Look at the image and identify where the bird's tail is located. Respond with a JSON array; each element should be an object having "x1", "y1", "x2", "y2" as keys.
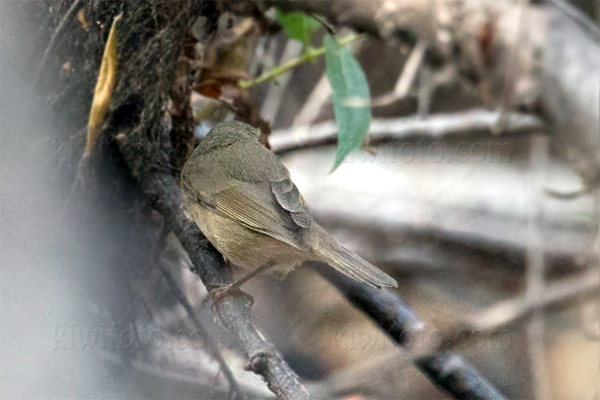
[{"x1": 312, "y1": 226, "x2": 397, "y2": 289}]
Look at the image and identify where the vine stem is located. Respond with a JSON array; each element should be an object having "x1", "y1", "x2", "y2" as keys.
[{"x1": 239, "y1": 33, "x2": 364, "y2": 89}]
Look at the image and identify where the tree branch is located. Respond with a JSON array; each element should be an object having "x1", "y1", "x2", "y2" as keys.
[
  {"x1": 440, "y1": 269, "x2": 600, "y2": 349},
  {"x1": 314, "y1": 264, "x2": 507, "y2": 400},
  {"x1": 372, "y1": 39, "x2": 426, "y2": 108},
  {"x1": 269, "y1": 109, "x2": 544, "y2": 154},
  {"x1": 266, "y1": 0, "x2": 600, "y2": 185}
]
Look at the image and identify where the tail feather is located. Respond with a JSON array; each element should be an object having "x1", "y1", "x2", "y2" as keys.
[{"x1": 317, "y1": 239, "x2": 398, "y2": 289}]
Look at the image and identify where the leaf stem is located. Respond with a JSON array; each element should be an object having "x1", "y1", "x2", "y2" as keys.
[
  {"x1": 306, "y1": 11, "x2": 336, "y2": 35},
  {"x1": 239, "y1": 33, "x2": 364, "y2": 89}
]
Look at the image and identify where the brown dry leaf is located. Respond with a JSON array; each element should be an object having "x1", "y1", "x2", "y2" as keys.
[
  {"x1": 195, "y1": 80, "x2": 223, "y2": 99},
  {"x1": 77, "y1": 8, "x2": 88, "y2": 30},
  {"x1": 84, "y1": 13, "x2": 121, "y2": 157},
  {"x1": 193, "y1": 17, "x2": 255, "y2": 99}
]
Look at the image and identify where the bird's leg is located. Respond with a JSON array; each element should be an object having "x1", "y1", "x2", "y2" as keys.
[{"x1": 208, "y1": 262, "x2": 276, "y2": 309}]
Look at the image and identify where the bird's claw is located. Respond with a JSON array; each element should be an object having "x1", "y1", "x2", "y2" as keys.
[{"x1": 206, "y1": 284, "x2": 254, "y2": 312}]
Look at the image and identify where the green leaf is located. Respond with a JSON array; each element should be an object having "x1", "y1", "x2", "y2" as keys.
[
  {"x1": 275, "y1": 9, "x2": 320, "y2": 47},
  {"x1": 324, "y1": 34, "x2": 371, "y2": 170}
]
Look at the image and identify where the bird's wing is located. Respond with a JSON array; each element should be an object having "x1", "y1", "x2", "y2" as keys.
[
  {"x1": 270, "y1": 177, "x2": 312, "y2": 228},
  {"x1": 183, "y1": 141, "x2": 313, "y2": 249},
  {"x1": 210, "y1": 182, "x2": 306, "y2": 249}
]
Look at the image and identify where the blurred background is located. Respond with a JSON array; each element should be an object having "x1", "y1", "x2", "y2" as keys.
[{"x1": 1, "y1": 0, "x2": 599, "y2": 399}]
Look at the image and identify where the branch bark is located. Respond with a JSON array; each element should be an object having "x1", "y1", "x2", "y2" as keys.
[
  {"x1": 314, "y1": 264, "x2": 507, "y2": 400},
  {"x1": 269, "y1": 109, "x2": 544, "y2": 154}
]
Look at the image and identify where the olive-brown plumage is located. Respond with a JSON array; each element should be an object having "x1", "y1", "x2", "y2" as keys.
[{"x1": 181, "y1": 121, "x2": 397, "y2": 295}]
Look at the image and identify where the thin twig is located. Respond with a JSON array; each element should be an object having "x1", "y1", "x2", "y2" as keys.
[
  {"x1": 161, "y1": 266, "x2": 246, "y2": 400},
  {"x1": 293, "y1": 73, "x2": 331, "y2": 126},
  {"x1": 440, "y1": 269, "x2": 600, "y2": 348},
  {"x1": 293, "y1": 29, "x2": 363, "y2": 126},
  {"x1": 31, "y1": 0, "x2": 84, "y2": 92},
  {"x1": 260, "y1": 39, "x2": 304, "y2": 123},
  {"x1": 306, "y1": 11, "x2": 335, "y2": 35},
  {"x1": 417, "y1": 65, "x2": 433, "y2": 119},
  {"x1": 100, "y1": 351, "x2": 274, "y2": 398},
  {"x1": 58, "y1": 157, "x2": 86, "y2": 223},
  {"x1": 495, "y1": 0, "x2": 528, "y2": 133},
  {"x1": 239, "y1": 33, "x2": 364, "y2": 88},
  {"x1": 270, "y1": 109, "x2": 545, "y2": 154},
  {"x1": 372, "y1": 40, "x2": 427, "y2": 107}
]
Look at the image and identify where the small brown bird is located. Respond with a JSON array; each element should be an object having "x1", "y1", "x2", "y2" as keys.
[{"x1": 181, "y1": 121, "x2": 397, "y2": 301}]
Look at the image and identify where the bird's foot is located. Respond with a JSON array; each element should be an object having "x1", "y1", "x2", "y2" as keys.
[{"x1": 206, "y1": 283, "x2": 254, "y2": 311}]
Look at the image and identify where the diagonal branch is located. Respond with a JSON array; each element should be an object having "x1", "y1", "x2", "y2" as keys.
[
  {"x1": 118, "y1": 138, "x2": 309, "y2": 400},
  {"x1": 440, "y1": 269, "x2": 600, "y2": 349},
  {"x1": 315, "y1": 264, "x2": 507, "y2": 400},
  {"x1": 372, "y1": 39, "x2": 427, "y2": 108}
]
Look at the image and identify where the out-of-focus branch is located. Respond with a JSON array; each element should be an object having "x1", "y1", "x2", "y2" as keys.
[
  {"x1": 118, "y1": 137, "x2": 309, "y2": 400},
  {"x1": 440, "y1": 269, "x2": 600, "y2": 349},
  {"x1": 270, "y1": 109, "x2": 544, "y2": 154},
  {"x1": 314, "y1": 264, "x2": 507, "y2": 400},
  {"x1": 547, "y1": 0, "x2": 600, "y2": 39},
  {"x1": 260, "y1": 39, "x2": 304, "y2": 124},
  {"x1": 372, "y1": 39, "x2": 426, "y2": 108},
  {"x1": 524, "y1": 134, "x2": 550, "y2": 400},
  {"x1": 293, "y1": 73, "x2": 330, "y2": 126},
  {"x1": 266, "y1": 0, "x2": 600, "y2": 186},
  {"x1": 292, "y1": 29, "x2": 361, "y2": 126},
  {"x1": 101, "y1": 351, "x2": 275, "y2": 398}
]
